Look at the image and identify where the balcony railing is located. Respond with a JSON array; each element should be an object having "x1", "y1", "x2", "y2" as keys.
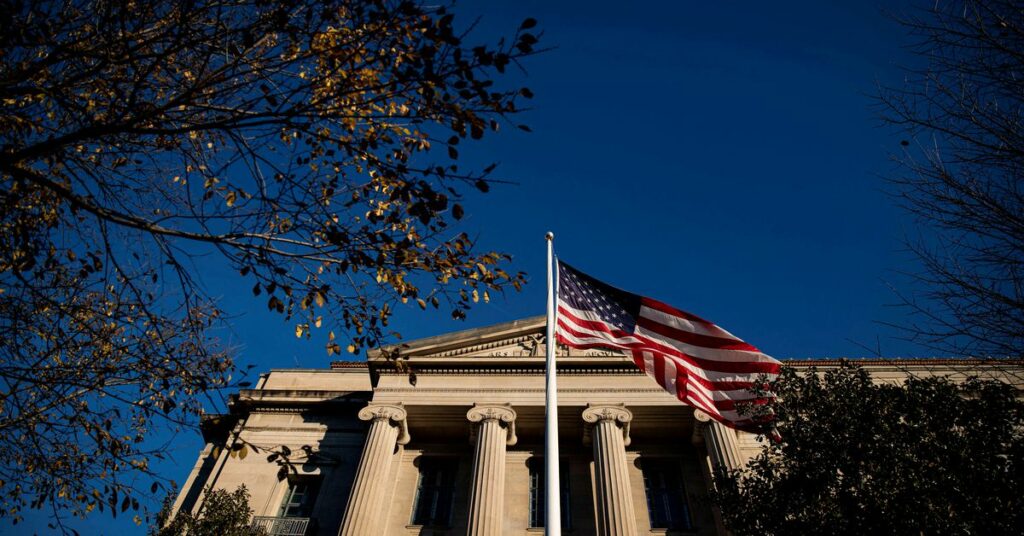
[{"x1": 251, "y1": 516, "x2": 312, "y2": 536}]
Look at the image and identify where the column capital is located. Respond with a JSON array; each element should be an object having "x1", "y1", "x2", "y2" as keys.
[
  {"x1": 358, "y1": 403, "x2": 410, "y2": 445},
  {"x1": 582, "y1": 403, "x2": 632, "y2": 447},
  {"x1": 692, "y1": 408, "x2": 742, "y2": 472},
  {"x1": 467, "y1": 404, "x2": 517, "y2": 445},
  {"x1": 693, "y1": 408, "x2": 714, "y2": 423},
  {"x1": 691, "y1": 408, "x2": 710, "y2": 445}
]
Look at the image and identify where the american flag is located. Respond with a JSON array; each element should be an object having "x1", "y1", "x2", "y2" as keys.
[{"x1": 554, "y1": 260, "x2": 781, "y2": 433}]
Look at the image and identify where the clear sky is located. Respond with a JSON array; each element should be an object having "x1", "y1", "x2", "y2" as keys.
[{"x1": 18, "y1": 1, "x2": 933, "y2": 533}]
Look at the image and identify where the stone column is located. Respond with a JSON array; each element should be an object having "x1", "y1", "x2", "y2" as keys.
[
  {"x1": 466, "y1": 404, "x2": 517, "y2": 536},
  {"x1": 583, "y1": 404, "x2": 637, "y2": 536},
  {"x1": 338, "y1": 403, "x2": 410, "y2": 536},
  {"x1": 692, "y1": 409, "x2": 742, "y2": 472}
]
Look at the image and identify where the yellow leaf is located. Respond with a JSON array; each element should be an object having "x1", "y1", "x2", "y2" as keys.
[
  {"x1": 347, "y1": 344, "x2": 356, "y2": 354},
  {"x1": 315, "y1": 292, "x2": 326, "y2": 308},
  {"x1": 295, "y1": 324, "x2": 304, "y2": 338},
  {"x1": 315, "y1": 316, "x2": 322, "y2": 328},
  {"x1": 416, "y1": 298, "x2": 426, "y2": 310}
]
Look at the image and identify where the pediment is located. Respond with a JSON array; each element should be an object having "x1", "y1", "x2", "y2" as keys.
[{"x1": 371, "y1": 315, "x2": 626, "y2": 360}]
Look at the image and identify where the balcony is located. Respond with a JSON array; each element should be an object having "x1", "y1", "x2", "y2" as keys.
[{"x1": 251, "y1": 516, "x2": 312, "y2": 536}]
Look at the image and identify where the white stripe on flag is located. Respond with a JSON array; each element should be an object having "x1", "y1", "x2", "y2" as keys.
[
  {"x1": 640, "y1": 305, "x2": 741, "y2": 340},
  {"x1": 663, "y1": 355, "x2": 678, "y2": 397}
]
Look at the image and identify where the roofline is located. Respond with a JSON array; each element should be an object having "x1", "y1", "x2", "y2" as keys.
[
  {"x1": 330, "y1": 357, "x2": 1024, "y2": 369},
  {"x1": 366, "y1": 315, "x2": 547, "y2": 359}
]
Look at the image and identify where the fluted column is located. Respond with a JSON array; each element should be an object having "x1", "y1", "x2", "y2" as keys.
[
  {"x1": 693, "y1": 409, "x2": 742, "y2": 472},
  {"x1": 466, "y1": 404, "x2": 517, "y2": 536},
  {"x1": 339, "y1": 403, "x2": 410, "y2": 536},
  {"x1": 583, "y1": 404, "x2": 637, "y2": 536}
]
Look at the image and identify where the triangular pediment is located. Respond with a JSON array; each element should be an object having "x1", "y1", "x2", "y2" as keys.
[{"x1": 370, "y1": 315, "x2": 627, "y2": 361}]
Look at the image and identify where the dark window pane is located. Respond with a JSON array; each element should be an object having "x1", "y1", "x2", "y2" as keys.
[
  {"x1": 528, "y1": 458, "x2": 571, "y2": 529},
  {"x1": 278, "y1": 479, "x2": 320, "y2": 518},
  {"x1": 641, "y1": 459, "x2": 692, "y2": 530},
  {"x1": 412, "y1": 457, "x2": 458, "y2": 527}
]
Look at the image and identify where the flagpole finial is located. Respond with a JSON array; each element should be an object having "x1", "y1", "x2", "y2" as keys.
[{"x1": 545, "y1": 232, "x2": 554, "y2": 241}]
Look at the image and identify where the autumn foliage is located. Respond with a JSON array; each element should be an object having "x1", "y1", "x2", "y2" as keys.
[{"x1": 0, "y1": 0, "x2": 537, "y2": 524}]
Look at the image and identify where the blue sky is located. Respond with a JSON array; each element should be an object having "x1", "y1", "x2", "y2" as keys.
[{"x1": 16, "y1": 1, "x2": 934, "y2": 533}]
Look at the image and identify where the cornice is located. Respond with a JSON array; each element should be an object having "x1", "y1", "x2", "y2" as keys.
[
  {"x1": 328, "y1": 361, "x2": 370, "y2": 369},
  {"x1": 332, "y1": 356, "x2": 1024, "y2": 372},
  {"x1": 230, "y1": 389, "x2": 371, "y2": 414},
  {"x1": 788, "y1": 358, "x2": 1024, "y2": 366}
]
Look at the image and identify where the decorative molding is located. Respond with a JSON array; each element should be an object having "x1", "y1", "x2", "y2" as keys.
[
  {"x1": 433, "y1": 334, "x2": 540, "y2": 357},
  {"x1": 357, "y1": 403, "x2": 411, "y2": 445},
  {"x1": 240, "y1": 425, "x2": 366, "y2": 434},
  {"x1": 375, "y1": 387, "x2": 666, "y2": 394},
  {"x1": 329, "y1": 361, "x2": 370, "y2": 369},
  {"x1": 582, "y1": 404, "x2": 633, "y2": 447},
  {"x1": 467, "y1": 404, "x2": 518, "y2": 445},
  {"x1": 376, "y1": 366, "x2": 642, "y2": 376},
  {"x1": 249, "y1": 407, "x2": 308, "y2": 415}
]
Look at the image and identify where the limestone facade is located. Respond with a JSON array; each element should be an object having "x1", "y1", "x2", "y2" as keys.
[{"x1": 171, "y1": 316, "x2": 1024, "y2": 536}]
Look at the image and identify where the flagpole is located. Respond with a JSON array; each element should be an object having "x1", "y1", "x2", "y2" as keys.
[{"x1": 544, "y1": 232, "x2": 561, "y2": 536}]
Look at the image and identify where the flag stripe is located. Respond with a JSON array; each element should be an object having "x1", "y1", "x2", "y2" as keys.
[
  {"x1": 559, "y1": 306, "x2": 780, "y2": 375},
  {"x1": 640, "y1": 301, "x2": 743, "y2": 342},
  {"x1": 636, "y1": 324, "x2": 770, "y2": 363},
  {"x1": 555, "y1": 261, "x2": 780, "y2": 433},
  {"x1": 557, "y1": 319, "x2": 770, "y2": 389},
  {"x1": 637, "y1": 314, "x2": 759, "y2": 351},
  {"x1": 555, "y1": 317, "x2": 769, "y2": 390}
]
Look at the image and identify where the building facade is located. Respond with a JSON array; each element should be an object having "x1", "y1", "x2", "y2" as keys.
[{"x1": 170, "y1": 317, "x2": 1023, "y2": 536}]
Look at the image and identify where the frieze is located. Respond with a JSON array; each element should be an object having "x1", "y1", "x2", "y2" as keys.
[
  {"x1": 375, "y1": 387, "x2": 666, "y2": 394},
  {"x1": 249, "y1": 407, "x2": 308, "y2": 414},
  {"x1": 377, "y1": 367, "x2": 643, "y2": 376}
]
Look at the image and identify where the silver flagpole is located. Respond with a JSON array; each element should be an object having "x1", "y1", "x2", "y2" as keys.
[{"x1": 544, "y1": 232, "x2": 561, "y2": 536}]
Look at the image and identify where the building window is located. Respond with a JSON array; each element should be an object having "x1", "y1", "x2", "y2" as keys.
[
  {"x1": 278, "y1": 478, "x2": 321, "y2": 518},
  {"x1": 641, "y1": 458, "x2": 692, "y2": 531},
  {"x1": 528, "y1": 457, "x2": 571, "y2": 529},
  {"x1": 251, "y1": 478, "x2": 320, "y2": 536},
  {"x1": 411, "y1": 457, "x2": 458, "y2": 527}
]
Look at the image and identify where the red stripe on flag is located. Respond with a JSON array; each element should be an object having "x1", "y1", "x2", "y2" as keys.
[
  {"x1": 640, "y1": 297, "x2": 717, "y2": 326},
  {"x1": 558, "y1": 307, "x2": 781, "y2": 375},
  {"x1": 555, "y1": 317, "x2": 770, "y2": 392},
  {"x1": 637, "y1": 314, "x2": 760, "y2": 352}
]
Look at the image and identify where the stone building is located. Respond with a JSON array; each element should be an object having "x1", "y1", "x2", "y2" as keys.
[{"x1": 170, "y1": 317, "x2": 1023, "y2": 536}]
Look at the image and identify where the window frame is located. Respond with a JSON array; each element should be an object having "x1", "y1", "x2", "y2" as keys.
[
  {"x1": 410, "y1": 456, "x2": 459, "y2": 528},
  {"x1": 528, "y1": 457, "x2": 572, "y2": 530},
  {"x1": 276, "y1": 476, "x2": 322, "y2": 519},
  {"x1": 640, "y1": 457, "x2": 693, "y2": 531}
]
